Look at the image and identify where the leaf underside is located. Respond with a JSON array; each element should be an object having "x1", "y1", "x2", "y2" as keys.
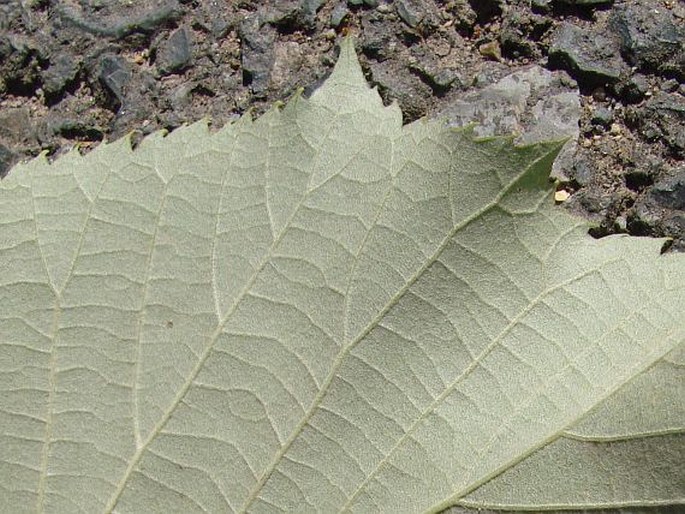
[{"x1": 1, "y1": 38, "x2": 683, "y2": 514}]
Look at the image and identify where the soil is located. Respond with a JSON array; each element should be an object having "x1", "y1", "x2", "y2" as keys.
[{"x1": 1, "y1": 0, "x2": 684, "y2": 250}]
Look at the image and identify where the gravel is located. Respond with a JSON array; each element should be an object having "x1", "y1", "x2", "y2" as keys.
[{"x1": 0, "y1": 0, "x2": 683, "y2": 249}]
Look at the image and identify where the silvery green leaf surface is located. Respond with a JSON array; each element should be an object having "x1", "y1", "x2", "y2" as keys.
[{"x1": 1, "y1": 39, "x2": 683, "y2": 513}]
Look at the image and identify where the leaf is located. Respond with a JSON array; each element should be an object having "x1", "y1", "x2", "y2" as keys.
[{"x1": 1, "y1": 38, "x2": 683, "y2": 513}]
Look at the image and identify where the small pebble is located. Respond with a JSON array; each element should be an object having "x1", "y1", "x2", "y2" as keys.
[
  {"x1": 555, "y1": 189, "x2": 571, "y2": 203},
  {"x1": 478, "y1": 41, "x2": 501, "y2": 61}
]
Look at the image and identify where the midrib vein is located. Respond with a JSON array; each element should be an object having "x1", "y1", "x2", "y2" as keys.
[{"x1": 239, "y1": 147, "x2": 558, "y2": 512}]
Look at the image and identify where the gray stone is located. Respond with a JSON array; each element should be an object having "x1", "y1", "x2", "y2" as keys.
[
  {"x1": 569, "y1": 157, "x2": 595, "y2": 186},
  {"x1": 549, "y1": 22, "x2": 628, "y2": 85},
  {"x1": 441, "y1": 65, "x2": 580, "y2": 143},
  {"x1": 439, "y1": 65, "x2": 580, "y2": 178},
  {"x1": 395, "y1": 0, "x2": 425, "y2": 28},
  {"x1": 330, "y1": 3, "x2": 350, "y2": 27},
  {"x1": 349, "y1": 0, "x2": 378, "y2": 6},
  {"x1": 301, "y1": 0, "x2": 326, "y2": 25},
  {"x1": 651, "y1": 171, "x2": 685, "y2": 211},
  {"x1": 610, "y1": 0, "x2": 682, "y2": 72},
  {"x1": 98, "y1": 54, "x2": 132, "y2": 106},
  {"x1": 0, "y1": 143, "x2": 16, "y2": 178},
  {"x1": 661, "y1": 79, "x2": 679, "y2": 93},
  {"x1": 157, "y1": 27, "x2": 192, "y2": 75},
  {"x1": 631, "y1": 166, "x2": 685, "y2": 249},
  {"x1": 408, "y1": 46, "x2": 462, "y2": 91},
  {"x1": 431, "y1": 69, "x2": 461, "y2": 89},
  {"x1": 301, "y1": 0, "x2": 326, "y2": 15},
  {"x1": 369, "y1": 60, "x2": 432, "y2": 121},
  {"x1": 57, "y1": 1, "x2": 181, "y2": 39},
  {"x1": 360, "y1": 13, "x2": 395, "y2": 59},
  {"x1": 591, "y1": 106, "x2": 613, "y2": 127},
  {"x1": 637, "y1": 93, "x2": 685, "y2": 157},
  {"x1": 0, "y1": 107, "x2": 34, "y2": 143},
  {"x1": 239, "y1": 14, "x2": 276, "y2": 95},
  {"x1": 621, "y1": 73, "x2": 650, "y2": 103},
  {"x1": 42, "y1": 53, "x2": 80, "y2": 97}
]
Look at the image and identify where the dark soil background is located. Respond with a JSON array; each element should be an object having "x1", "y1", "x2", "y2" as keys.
[{"x1": 1, "y1": 0, "x2": 684, "y2": 250}]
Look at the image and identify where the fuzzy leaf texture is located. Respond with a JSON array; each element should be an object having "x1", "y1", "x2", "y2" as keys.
[{"x1": 1, "y1": 39, "x2": 684, "y2": 514}]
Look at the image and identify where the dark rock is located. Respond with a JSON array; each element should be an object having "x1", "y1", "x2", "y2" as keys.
[
  {"x1": 360, "y1": 13, "x2": 395, "y2": 60},
  {"x1": 191, "y1": 0, "x2": 232, "y2": 37},
  {"x1": 431, "y1": 69, "x2": 462, "y2": 89},
  {"x1": 575, "y1": 189, "x2": 611, "y2": 217},
  {"x1": 408, "y1": 46, "x2": 462, "y2": 91},
  {"x1": 46, "y1": 118, "x2": 105, "y2": 141},
  {"x1": 661, "y1": 79, "x2": 679, "y2": 93},
  {"x1": 531, "y1": 0, "x2": 551, "y2": 9},
  {"x1": 662, "y1": 214, "x2": 685, "y2": 251},
  {"x1": 630, "y1": 167, "x2": 685, "y2": 248},
  {"x1": 42, "y1": 53, "x2": 80, "y2": 98},
  {"x1": 260, "y1": 0, "x2": 320, "y2": 30},
  {"x1": 620, "y1": 73, "x2": 649, "y2": 103},
  {"x1": 633, "y1": 92, "x2": 685, "y2": 157},
  {"x1": 549, "y1": 22, "x2": 628, "y2": 87},
  {"x1": 555, "y1": 0, "x2": 613, "y2": 4},
  {"x1": 395, "y1": 0, "x2": 426, "y2": 28},
  {"x1": 330, "y1": 3, "x2": 350, "y2": 27},
  {"x1": 591, "y1": 106, "x2": 613, "y2": 127},
  {"x1": 0, "y1": 143, "x2": 17, "y2": 178},
  {"x1": 98, "y1": 54, "x2": 132, "y2": 108},
  {"x1": 239, "y1": 14, "x2": 276, "y2": 95},
  {"x1": 0, "y1": 107, "x2": 34, "y2": 144},
  {"x1": 0, "y1": 34, "x2": 43, "y2": 96},
  {"x1": 262, "y1": 1, "x2": 300, "y2": 27},
  {"x1": 650, "y1": 171, "x2": 685, "y2": 211},
  {"x1": 610, "y1": 0, "x2": 682, "y2": 73},
  {"x1": 569, "y1": 156, "x2": 595, "y2": 186},
  {"x1": 662, "y1": 47, "x2": 685, "y2": 82},
  {"x1": 298, "y1": 0, "x2": 327, "y2": 26},
  {"x1": 468, "y1": 0, "x2": 502, "y2": 22},
  {"x1": 302, "y1": 0, "x2": 326, "y2": 16},
  {"x1": 370, "y1": 60, "x2": 433, "y2": 121},
  {"x1": 348, "y1": 0, "x2": 378, "y2": 6},
  {"x1": 499, "y1": 8, "x2": 549, "y2": 59},
  {"x1": 58, "y1": 1, "x2": 182, "y2": 39},
  {"x1": 157, "y1": 27, "x2": 192, "y2": 75}
]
